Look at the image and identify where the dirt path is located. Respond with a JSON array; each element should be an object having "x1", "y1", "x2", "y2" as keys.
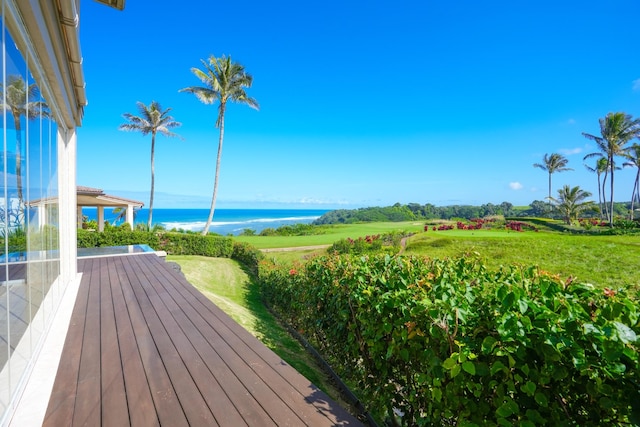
[{"x1": 260, "y1": 245, "x2": 331, "y2": 253}]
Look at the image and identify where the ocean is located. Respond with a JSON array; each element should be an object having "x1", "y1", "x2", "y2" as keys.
[{"x1": 81, "y1": 208, "x2": 330, "y2": 236}]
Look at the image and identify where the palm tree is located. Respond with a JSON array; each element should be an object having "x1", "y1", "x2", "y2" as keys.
[
  {"x1": 0, "y1": 75, "x2": 50, "y2": 203},
  {"x1": 583, "y1": 112, "x2": 640, "y2": 226},
  {"x1": 180, "y1": 55, "x2": 259, "y2": 235},
  {"x1": 551, "y1": 185, "x2": 595, "y2": 225},
  {"x1": 623, "y1": 143, "x2": 640, "y2": 220},
  {"x1": 119, "y1": 101, "x2": 182, "y2": 228},
  {"x1": 112, "y1": 206, "x2": 140, "y2": 226},
  {"x1": 584, "y1": 157, "x2": 609, "y2": 219},
  {"x1": 533, "y1": 153, "x2": 573, "y2": 208}
]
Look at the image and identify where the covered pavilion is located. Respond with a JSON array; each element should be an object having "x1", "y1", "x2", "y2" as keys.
[
  {"x1": 28, "y1": 186, "x2": 144, "y2": 232},
  {"x1": 76, "y1": 186, "x2": 144, "y2": 231}
]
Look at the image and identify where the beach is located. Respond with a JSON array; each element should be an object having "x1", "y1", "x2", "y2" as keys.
[{"x1": 81, "y1": 208, "x2": 329, "y2": 235}]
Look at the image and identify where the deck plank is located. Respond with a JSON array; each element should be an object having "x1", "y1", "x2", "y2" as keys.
[
  {"x1": 43, "y1": 254, "x2": 363, "y2": 427},
  {"x1": 133, "y1": 254, "x2": 358, "y2": 426},
  {"x1": 100, "y1": 258, "x2": 130, "y2": 426},
  {"x1": 115, "y1": 256, "x2": 190, "y2": 427},
  {"x1": 151, "y1": 255, "x2": 359, "y2": 425},
  {"x1": 72, "y1": 257, "x2": 104, "y2": 426},
  {"x1": 107, "y1": 257, "x2": 159, "y2": 427},
  {"x1": 129, "y1": 255, "x2": 273, "y2": 427},
  {"x1": 42, "y1": 258, "x2": 92, "y2": 426},
  {"x1": 119, "y1": 256, "x2": 217, "y2": 426}
]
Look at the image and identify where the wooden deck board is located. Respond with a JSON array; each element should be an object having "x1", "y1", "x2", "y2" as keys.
[
  {"x1": 131, "y1": 255, "x2": 334, "y2": 425},
  {"x1": 107, "y1": 257, "x2": 159, "y2": 427},
  {"x1": 41, "y1": 258, "x2": 92, "y2": 425},
  {"x1": 101, "y1": 258, "x2": 130, "y2": 426},
  {"x1": 72, "y1": 258, "x2": 103, "y2": 426},
  {"x1": 43, "y1": 254, "x2": 363, "y2": 427},
  {"x1": 149, "y1": 257, "x2": 357, "y2": 425}
]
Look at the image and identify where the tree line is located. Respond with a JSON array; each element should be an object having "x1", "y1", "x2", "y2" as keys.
[{"x1": 312, "y1": 200, "x2": 632, "y2": 225}]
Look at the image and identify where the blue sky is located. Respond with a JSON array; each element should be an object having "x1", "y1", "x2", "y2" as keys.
[{"x1": 77, "y1": 0, "x2": 640, "y2": 209}]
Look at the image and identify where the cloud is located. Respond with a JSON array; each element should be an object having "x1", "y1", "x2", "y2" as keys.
[
  {"x1": 567, "y1": 118, "x2": 576, "y2": 125},
  {"x1": 633, "y1": 78, "x2": 640, "y2": 91},
  {"x1": 509, "y1": 182, "x2": 523, "y2": 190},
  {"x1": 559, "y1": 147, "x2": 582, "y2": 155}
]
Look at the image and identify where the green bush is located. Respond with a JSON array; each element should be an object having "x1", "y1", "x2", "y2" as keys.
[
  {"x1": 77, "y1": 228, "x2": 160, "y2": 248},
  {"x1": 259, "y1": 253, "x2": 640, "y2": 426},
  {"x1": 77, "y1": 228, "x2": 234, "y2": 258},
  {"x1": 156, "y1": 232, "x2": 233, "y2": 257},
  {"x1": 0, "y1": 227, "x2": 27, "y2": 254},
  {"x1": 231, "y1": 241, "x2": 264, "y2": 276}
]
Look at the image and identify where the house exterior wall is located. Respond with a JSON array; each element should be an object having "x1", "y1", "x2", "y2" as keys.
[{"x1": 0, "y1": 1, "x2": 82, "y2": 423}]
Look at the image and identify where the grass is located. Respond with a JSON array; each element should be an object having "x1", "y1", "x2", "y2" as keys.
[
  {"x1": 404, "y1": 229, "x2": 640, "y2": 290},
  {"x1": 234, "y1": 221, "x2": 425, "y2": 249},
  {"x1": 234, "y1": 221, "x2": 639, "y2": 291},
  {"x1": 166, "y1": 255, "x2": 349, "y2": 406}
]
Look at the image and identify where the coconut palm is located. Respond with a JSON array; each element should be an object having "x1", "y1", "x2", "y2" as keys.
[
  {"x1": 583, "y1": 112, "x2": 640, "y2": 226},
  {"x1": 533, "y1": 153, "x2": 573, "y2": 208},
  {"x1": 550, "y1": 185, "x2": 595, "y2": 225},
  {"x1": 0, "y1": 75, "x2": 50, "y2": 203},
  {"x1": 623, "y1": 143, "x2": 640, "y2": 219},
  {"x1": 584, "y1": 157, "x2": 609, "y2": 219},
  {"x1": 180, "y1": 55, "x2": 259, "y2": 235},
  {"x1": 112, "y1": 206, "x2": 139, "y2": 226},
  {"x1": 119, "y1": 101, "x2": 182, "y2": 228}
]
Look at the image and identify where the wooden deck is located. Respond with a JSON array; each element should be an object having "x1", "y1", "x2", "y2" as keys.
[{"x1": 43, "y1": 254, "x2": 363, "y2": 426}]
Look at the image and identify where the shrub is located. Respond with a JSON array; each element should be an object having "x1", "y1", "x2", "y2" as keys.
[
  {"x1": 77, "y1": 228, "x2": 234, "y2": 258},
  {"x1": 259, "y1": 253, "x2": 640, "y2": 426},
  {"x1": 156, "y1": 232, "x2": 233, "y2": 257},
  {"x1": 231, "y1": 241, "x2": 264, "y2": 276}
]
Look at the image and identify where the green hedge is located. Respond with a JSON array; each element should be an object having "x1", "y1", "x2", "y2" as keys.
[
  {"x1": 259, "y1": 253, "x2": 640, "y2": 426},
  {"x1": 77, "y1": 229, "x2": 262, "y2": 269},
  {"x1": 77, "y1": 229, "x2": 160, "y2": 248},
  {"x1": 156, "y1": 232, "x2": 233, "y2": 257}
]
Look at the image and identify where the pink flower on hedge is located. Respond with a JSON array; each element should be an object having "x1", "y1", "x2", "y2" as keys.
[{"x1": 289, "y1": 269, "x2": 297, "y2": 275}]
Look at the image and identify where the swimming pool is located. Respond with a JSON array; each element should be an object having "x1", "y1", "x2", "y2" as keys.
[
  {"x1": 0, "y1": 244, "x2": 158, "y2": 263},
  {"x1": 77, "y1": 244, "x2": 157, "y2": 258}
]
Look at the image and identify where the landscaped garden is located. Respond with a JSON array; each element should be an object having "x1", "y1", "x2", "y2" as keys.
[
  {"x1": 251, "y1": 217, "x2": 639, "y2": 425},
  {"x1": 78, "y1": 216, "x2": 640, "y2": 426}
]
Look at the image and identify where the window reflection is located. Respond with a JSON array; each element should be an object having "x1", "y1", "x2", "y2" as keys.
[{"x1": 0, "y1": 5, "x2": 61, "y2": 419}]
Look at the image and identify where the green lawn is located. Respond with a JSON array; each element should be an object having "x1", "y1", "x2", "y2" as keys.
[
  {"x1": 234, "y1": 221, "x2": 639, "y2": 291},
  {"x1": 405, "y1": 229, "x2": 640, "y2": 290},
  {"x1": 234, "y1": 221, "x2": 425, "y2": 248}
]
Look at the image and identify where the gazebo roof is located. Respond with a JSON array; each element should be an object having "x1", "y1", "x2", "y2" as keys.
[
  {"x1": 76, "y1": 186, "x2": 144, "y2": 208},
  {"x1": 28, "y1": 186, "x2": 144, "y2": 208}
]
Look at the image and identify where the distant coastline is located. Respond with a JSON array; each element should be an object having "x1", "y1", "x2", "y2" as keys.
[{"x1": 81, "y1": 208, "x2": 330, "y2": 235}]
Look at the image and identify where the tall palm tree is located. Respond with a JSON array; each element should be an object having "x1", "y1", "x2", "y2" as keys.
[
  {"x1": 180, "y1": 55, "x2": 259, "y2": 235},
  {"x1": 584, "y1": 157, "x2": 609, "y2": 219},
  {"x1": 119, "y1": 101, "x2": 182, "y2": 228},
  {"x1": 533, "y1": 153, "x2": 573, "y2": 208},
  {"x1": 623, "y1": 143, "x2": 640, "y2": 220},
  {"x1": 583, "y1": 112, "x2": 640, "y2": 226},
  {"x1": 551, "y1": 185, "x2": 595, "y2": 225},
  {"x1": 0, "y1": 75, "x2": 49, "y2": 203}
]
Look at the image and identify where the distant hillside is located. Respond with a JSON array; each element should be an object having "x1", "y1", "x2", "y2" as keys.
[{"x1": 312, "y1": 201, "x2": 628, "y2": 225}]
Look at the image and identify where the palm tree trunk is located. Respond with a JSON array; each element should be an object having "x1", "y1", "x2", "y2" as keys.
[
  {"x1": 202, "y1": 103, "x2": 226, "y2": 236},
  {"x1": 602, "y1": 170, "x2": 609, "y2": 222},
  {"x1": 631, "y1": 171, "x2": 640, "y2": 220},
  {"x1": 596, "y1": 173, "x2": 603, "y2": 219},
  {"x1": 148, "y1": 132, "x2": 156, "y2": 229},
  {"x1": 609, "y1": 155, "x2": 615, "y2": 227},
  {"x1": 547, "y1": 172, "x2": 552, "y2": 212}
]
